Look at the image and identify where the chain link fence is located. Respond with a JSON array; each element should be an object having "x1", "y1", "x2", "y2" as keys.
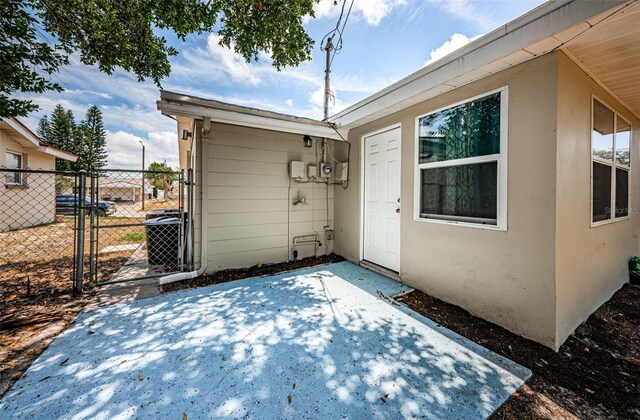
[
  {"x1": 1, "y1": 167, "x2": 192, "y2": 312},
  {"x1": 0, "y1": 169, "x2": 83, "y2": 320}
]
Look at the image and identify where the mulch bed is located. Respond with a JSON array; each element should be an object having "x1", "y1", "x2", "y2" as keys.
[
  {"x1": 398, "y1": 283, "x2": 640, "y2": 419},
  {"x1": 161, "y1": 253, "x2": 345, "y2": 293}
]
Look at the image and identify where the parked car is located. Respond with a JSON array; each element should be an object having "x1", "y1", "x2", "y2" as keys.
[{"x1": 56, "y1": 195, "x2": 116, "y2": 216}]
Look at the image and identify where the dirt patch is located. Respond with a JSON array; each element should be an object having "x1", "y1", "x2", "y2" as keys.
[
  {"x1": 162, "y1": 254, "x2": 345, "y2": 293},
  {"x1": 398, "y1": 284, "x2": 640, "y2": 419},
  {"x1": 0, "y1": 253, "x2": 129, "y2": 398}
]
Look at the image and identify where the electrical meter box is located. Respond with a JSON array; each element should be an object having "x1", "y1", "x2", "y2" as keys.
[
  {"x1": 289, "y1": 161, "x2": 305, "y2": 178},
  {"x1": 320, "y1": 163, "x2": 332, "y2": 178},
  {"x1": 307, "y1": 165, "x2": 317, "y2": 178},
  {"x1": 335, "y1": 162, "x2": 349, "y2": 182}
]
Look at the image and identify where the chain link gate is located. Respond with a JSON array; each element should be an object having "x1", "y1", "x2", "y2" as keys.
[{"x1": 86, "y1": 168, "x2": 190, "y2": 285}]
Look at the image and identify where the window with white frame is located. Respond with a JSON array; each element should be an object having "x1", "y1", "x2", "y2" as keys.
[
  {"x1": 415, "y1": 89, "x2": 507, "y2": 228},
  {"x1": 591, "y1": 98, "x2": 631, "y2": 224},
  {"x1": 5, "y1": 151, "x2": 24, "y2": 185}
]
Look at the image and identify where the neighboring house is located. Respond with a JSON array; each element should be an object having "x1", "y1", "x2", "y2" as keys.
[
  {"x1": 158, "y1": 0, "x2": 640, "y2": 350},
  {"x1": 0, "y1": 117, "x2": 78, "y2": 232},
  {"x1": 98, "y1": 179, "x2": 145, "y2": 202}
]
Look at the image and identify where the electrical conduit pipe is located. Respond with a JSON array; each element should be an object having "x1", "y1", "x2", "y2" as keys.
[{"x1": 159, "y1": 117, "x2": 210, "y2": 285}]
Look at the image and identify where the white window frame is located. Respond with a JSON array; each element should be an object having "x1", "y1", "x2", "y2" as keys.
[
  {"x1": 5, "y1": 151, "x2": 24, "y2": 186},
  {"x1": 590, "y1": 95, "x2": 632, "y2": 227},
  {"x1": 413, "y1": 87, "x2": 508, "y2": 231}
]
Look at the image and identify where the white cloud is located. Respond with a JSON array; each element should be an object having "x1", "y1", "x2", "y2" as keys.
[
  {"x1": 286, "y1": 98, "x2": 293, "y2": 107},
  {"x1": 106, "y1": 130, "x2": 179, "y2": 170},
  {"x1": 310, "y1": 0, "x2": 407, "y2": 26},
  {"x1": 431, "y1": 0, "x2": 494, "y2": 31},
  {"x1": 63, "y1": 89, "x2": 113, "y2": 100},
  {"x1": 424, "y1": 33, "x2": 482, "y2": 66},
  {"x1": 308, "y1": 85, "x2": 348, "y2": 117},
  {"x1": 179, "y1": 34, "x2": 262, "y2": 86}
]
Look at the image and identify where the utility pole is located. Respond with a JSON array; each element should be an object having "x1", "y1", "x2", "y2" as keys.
[
  {"x1": 323, "y1": 36, "x2": 333, "y2": 121},
  {"x1": 139, "y1": 140, "x2": 145, "y2": 211}
]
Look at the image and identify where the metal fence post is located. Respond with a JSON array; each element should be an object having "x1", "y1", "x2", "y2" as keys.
[{"x1": 74, "y1": 170, "x2": 87, "y2": 292}]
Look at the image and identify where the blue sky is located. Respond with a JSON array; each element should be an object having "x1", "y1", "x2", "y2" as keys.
[{"x1": 21, "y1": 0, "x2": 546, "y2": 169}]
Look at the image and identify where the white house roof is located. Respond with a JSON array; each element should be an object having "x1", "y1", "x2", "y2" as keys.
[
  {"x1": 330, "y1": 0, "x2": 636, "y2": 128},
  {"x1": 157, "y1": 91, "x2": 346, "y2": 141},
  {"x1": 101, "y1": 181, "x2": 141, "y2": 188},
  {"x1": 0, "y1": 117, "x2": 79, "y2": 162}
]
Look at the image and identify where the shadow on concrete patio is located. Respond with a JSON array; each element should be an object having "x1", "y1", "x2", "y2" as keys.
[{"x1": 0, "y1": 262, "x2": 530, "y2": 419}]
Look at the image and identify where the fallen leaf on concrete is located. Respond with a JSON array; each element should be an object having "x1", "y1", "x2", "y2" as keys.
[
  {"x1": 384, "y1": 393, "x2": 389, "y2": 398},
  {"x1": 59, "y1": 358, "x2": 69, "y2": 366},
  {"x1": 287, "y1": 395, "x2": 292, "y2": 404},
  {"x1": 380, "y1": 397, "x2": 387, "y2": 403},
  {"x1": 221, "y1": 355, "x2": 227, "y2": 361},
  {"x1": 292, "y1": 383, "x2": 296, "y2": 389},
  {"x1": 87, "y1": 330, "x2": 95, "y2": 335},
  {"x1": 138, "y1": 374, "x2": 144, "y2": 381},
  {"x1": 88, "y1": 321, "x2": 96, "y2": 326},
  {"x1": 121, "y1": 360, "x2": 127, "y2": 364},
  {"x1": 180, "y1": 356, "x2": 188, "y2": 361},
  {"x1": 182, "y1": 414, "x2": 187, "y2": 420},
  {"x1": 288, "y1": 322, "x2": 292, "y2": 326}
]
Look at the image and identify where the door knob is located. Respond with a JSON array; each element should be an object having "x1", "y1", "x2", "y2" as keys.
[{"x1": 396, "y1": 208, "x2": 400, "y2": 213}]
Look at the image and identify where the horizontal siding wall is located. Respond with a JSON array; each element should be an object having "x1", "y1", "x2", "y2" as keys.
[{"x1": 204, "y1": 123, "x2": 335, "y2": 271}]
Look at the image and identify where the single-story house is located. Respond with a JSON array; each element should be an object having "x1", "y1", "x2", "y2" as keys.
[
  {"x1": 157, "y1": 0, "x2": 640, "y2": 350},
  {"x1": 0, "y1": 117, "x2": 78, "y2": 232},
  {"x1": 98, "y1": 178, "x2": 152, "y2": 202}
]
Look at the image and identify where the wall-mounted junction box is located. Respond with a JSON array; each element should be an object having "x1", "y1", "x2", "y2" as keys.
[
  {"x1": 289, "y1": 161, "x2": 305, "y2": 179},
  {"x1": 307, "y1": 165, "x2": 317, "y2": 178},
  {"x1": 335, "y1": 162, "x2": 349, "y2": 182}
]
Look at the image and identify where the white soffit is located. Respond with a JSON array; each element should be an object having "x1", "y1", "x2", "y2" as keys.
[
  {"x1": 330, "y1": 0, "x2": 630, "y2": 129},
  {"x1": 564, "y1": 1, "x2": 640, "y2": 118}
]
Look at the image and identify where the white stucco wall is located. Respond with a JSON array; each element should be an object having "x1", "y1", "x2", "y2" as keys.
[
  {"x1": 0, "y1": 132, "x2": 56, "y2": 232},
  {"x1": 555, "y1": 52, "x2": 640, "y2": 345},
  {"x1": 334, "y1": 52, "x2": 560, "y2": 348}
]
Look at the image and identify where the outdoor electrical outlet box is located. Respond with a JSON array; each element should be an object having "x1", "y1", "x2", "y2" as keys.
[
  {"x1": 320, "y1": 163, "x2": 332, "y2": 178},
  {"x1": 335, "y1": 162, "x2": 349, "y2": 182},
  {"x1": 289, "y1": 161, "x2": 305, "y2": 179},
  {"x1": 325, "y1": 230, "x2": 335, "y2": 240},
  {"x1": 307, "y1": 165, "x2": 317, "y2": 178}
]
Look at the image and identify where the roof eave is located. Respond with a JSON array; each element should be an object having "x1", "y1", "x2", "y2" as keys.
[
  {"x1": 157, "y1": 92, "x2": 347, "y2": 141},
  {"x1": 330, "y1": 0, "x2": 629, "y2": 129}
]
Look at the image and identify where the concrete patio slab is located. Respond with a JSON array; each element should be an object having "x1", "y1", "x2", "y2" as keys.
[{"x1": 0, "y1": 262, "x2": 530, "y2": 419}]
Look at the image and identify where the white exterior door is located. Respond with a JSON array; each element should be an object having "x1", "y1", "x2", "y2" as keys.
[{"x1": 363, "y1": 127, "x2": 401, "y2": 272}]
